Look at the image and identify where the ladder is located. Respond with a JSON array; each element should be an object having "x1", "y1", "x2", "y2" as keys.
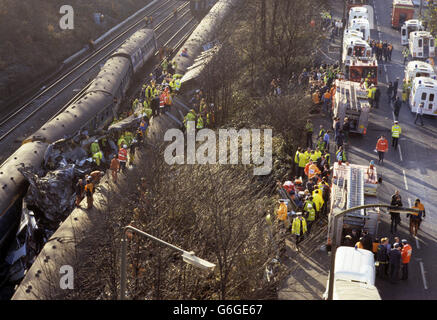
[{"x1": 346, "y1": 166, "x2": 364, "y2": 216}]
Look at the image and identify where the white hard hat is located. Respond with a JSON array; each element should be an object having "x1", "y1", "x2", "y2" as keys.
[
  {"x1": 307, "y1": 204, "x2": 313, "y2": 209},
  {"x1": 296, "y1": 212, "x2": 303, "y2": 216},
  {"x1": 123, "y1": 144, "x2": 127, "y2": 148},
  {"x1": 94, "y1": 139, "x2": 98, "y2": 143}
]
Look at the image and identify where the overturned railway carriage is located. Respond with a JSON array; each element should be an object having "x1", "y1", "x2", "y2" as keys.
[
  {"x1": 0, "y1": 142, "x2": 48, "y2": 258},
  {"x1": 0, "y1": 28, "x2": 158, "y2": 260}
]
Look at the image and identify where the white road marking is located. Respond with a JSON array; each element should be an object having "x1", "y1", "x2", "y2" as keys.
[
  {"x1": 419, "y1": 261, "x2": 429, "y2": 290},
  {"x1": 384, "y1": 65, "x2": 387, "y2": 72},
  {"x1": 403, "y1": 170, "x2": 408, "y2": 190},
  {"x1": 398, "y1": 144, "x2": 403, "y2": 161},
  {"x1": 408, "y1": 198, "x2": 412, "y2": 207},
  {"x1": 415, "y1": 236, "x2": 421, "y2": 249},
  {"x1": 385, "y1": 74, "x2": 389, "y2": 82}
]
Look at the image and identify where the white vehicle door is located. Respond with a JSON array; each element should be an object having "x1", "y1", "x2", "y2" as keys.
[{"x1": 401, "y1": 25, "x2": 408, "y2": 45}]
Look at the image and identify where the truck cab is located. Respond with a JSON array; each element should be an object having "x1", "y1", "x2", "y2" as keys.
[
  {"x1": 405, "y1": 61, "x2": 436, "y2": 82},
  {"x1": 401, "y1": 19, "x2": 424, "y2": 45},
  {"x1": 324, "y1": 246, "x2": 381, "y2": 300},
  {"x1": 347, "y1": 58, "x2": 378, "y2": 86},
  {"x1": 409, "y1": 31, "x2": 435, "y2": 59},
  {"x1": 343, "y1": 35, "x2": 373, "y2": 66},
  {"x1": 410, "y1": 77, "x2": 437, "y2": 115},
  {"x1": 349, "y1": 18, "x2": 370, "y2": 42},
  {"x1": 392, "y1": 0, "x2": 415, "y2": 29}
]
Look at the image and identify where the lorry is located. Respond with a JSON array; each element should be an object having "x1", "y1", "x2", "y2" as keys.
[
  {"x1": 323, "y1": 246, "x2": 382, "y2": 300},
  {"x1": 342, "y1": 35, "x2": 373, "y2": 66},
  {"x1": 404, "y1": 60, "x2": 436, "y2": 82},
  {"x1": 391, "y1": 0, "x2": 415, "y2": 29},
  {"x1": 327, "y1": 162, "x2": 379, "y2": 247},
  {"x1": 409, "y1": 31, "x2": 436, "y2": 59},
  {"x1": 409, "y1": 76, "x2": 437, "y2": 115},
  {"x1": 332, "y1": 80, "x2": 372, "y2": 135},
  {"x1": 401, "y1": 19, "x2": 424, "y2": 45}
]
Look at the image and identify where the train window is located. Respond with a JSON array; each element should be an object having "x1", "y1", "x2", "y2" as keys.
[
  {"x1": 421, "y1": 92, "x2": 427, "y2": 100},
  {"x1": 430, "y1": 93, "x2": 434, "y2": 102}
]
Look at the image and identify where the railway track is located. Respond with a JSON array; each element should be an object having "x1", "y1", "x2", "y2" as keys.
[{"x1": 0, "y1": 0, "x2": 196, "y2": 162}]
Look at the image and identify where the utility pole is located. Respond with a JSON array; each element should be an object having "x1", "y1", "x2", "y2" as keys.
[
  {"x1": 339, "y1": 0, "x2": 347, "y2": 70},
  {"x1": 326, "y1": 204, "x2": 420, "y2": 300}
]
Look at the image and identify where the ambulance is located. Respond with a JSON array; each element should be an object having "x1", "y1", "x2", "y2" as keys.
[
  {"x1": 409, "y1": 77, "x2": 437, "y2": 115},
  {"x1": 404, "y1": 61, "x2": 436, "y2": 82},
  {"x1": 342, "y1": 35, "x2": 373, "y2": 66},
  {"x1": 401, "y1": 19, "x2": 424, "y2": 45},
  {"x1": 349, "y1": 18, "x2": 371, "y2": 42},
  {"x1": 348, "y1": 6, "x2": 374, "y2": 28},
  {"x1": 409, "y1": 31, "x2": 435, "y2": 59}
]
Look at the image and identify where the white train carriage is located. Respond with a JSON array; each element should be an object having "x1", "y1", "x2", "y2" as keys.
[
  {"x1": 111, "y1": 28, "x2": 158, "y2": 74},
  {"x1": 409, "y1": 77, "x2": 437, "y2": 115}
]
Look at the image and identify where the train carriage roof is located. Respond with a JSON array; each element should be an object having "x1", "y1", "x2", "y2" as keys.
[
  {"x1": 87, "y1": 57, "x2": 130, "y2": 96},
  {"x1": 28, "y1": 91, "x2": 113, "y2": 143},
  {"x1": 111, "y1": 28, "x2": 155, "y2": 58}
]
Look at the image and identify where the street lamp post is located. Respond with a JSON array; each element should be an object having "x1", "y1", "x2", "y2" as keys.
[
  {"x1": 326, "y1": 204, "x2": 420, "y2": 300},
  {"x1": 119, "y1": 225, "x2": 216, "y2": 300}
]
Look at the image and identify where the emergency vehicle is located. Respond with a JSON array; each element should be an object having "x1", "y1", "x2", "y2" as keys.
[
  {"x1": 409, "y1": 77, "x2": 437, "y2": 115},
  {"x1": 404, "y1": 61, "x2": 436, "y2": 82},
  {"x1": 409, "y1": 31, "x2": 435, "y2": 59},
  {"x1": 342, "y1": 35, "x2": 373, "y2": 66},
  {"x1": 347, "y1": 58, "x2": 378, "y2": 85},
  {"x1": 348, "y1": 5, "x2": 374, "y2": 28},
  {"x1": 391, "y1": 0, "x2": 415, "y2": 29},
  {"x1": 347, "y1": 0, "x2": 369, "y2": 11},
  {"x1": 348, "y1": 18, "x2": 370, "y2": 42},
  {"x1": 344, "y1": 29, "x2": 364, "y2": 40},
  {"x1": 332, "y1": 80, "x2": 371, "y2": 135},
  {"x1": 401, "y1": 19, "x2": 424, "y2": 45}
]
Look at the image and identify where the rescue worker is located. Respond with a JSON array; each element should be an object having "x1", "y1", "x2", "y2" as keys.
[
  {"x1": 75, "y1": 178, "x2": 84, "y2": 207},
  {"x1": 414, "y1": 102, "x2": 424, "y2": 126},
  {"x1": 408, "y1": 199, "x2": 425, "y2": 236},
  {"x1": 183, "y1": 109, "x2": 197, "y2": 131},
  {"x1": 117, "y1": 134, "x2": 127, "y2": 149},
  {"x1": 196, "y1": 114, "x2": 204, "y2": 129},
  {"x1": 303, "y1": 202, "x2": 315, "y2": 233},
  {"x1": 392, "y1": 77, "x2": 399, "y2": 100},
  {"x1": 291, "y1": 212, "x2": 307, "y2": 250},
  {"x1": 92, "y1": 150, "x2": 103, "y2": 167},
  {"x1": 118, "y1": 144, "x2": 128, "y2": 173},
  {"x1": 375, "y1": 135, "x2": 388, "y2": 164},
  {"x1": 161, "y1": 57, "x2": 169, "y2": 73},
  {"x1": 276, "y1": 200, "x2": 289, "y2": 228},
  {"x1": 174, "y1": 76, "x2": 181, "y2": 92},
  {"x1": 312, "y1": 189, "x2": 324, "y2": 219},
  {"x1": 124, "y1": 131, "x2": 134, "y2": 147},
  {"x1": 129, "y1": 138, "x2": 138, "y2": 166},
  {"x1": 374, "y1": 85, "x2": 381, "y2": 108},
  {"x1": 297, "y1": 148, "x2": 307, "y2": 178},
  {"x1": 293, "y1": 147, "x2": 302, "y2": 177},
  {"x1": 145, "y1": 84, "x2": 153, "y2": 108},
  {"x1": 84, "y1": 178, "x2": 94, "y2": 210},
  {"x1": 391, "y1": 120, "x2": 401, "y2": 150},
  {"x1": 402, "y1": 47, "x2": 409, "y2": 65},
  {"x1": 90, "y1": 140, "x2": 100, "y2": 155},
  {"x1": 110, "y1": 155, "x2": 120, "y2": 183},
  {"x1": 139, "y1": 118, "x2": 148, "y2": 139},
  {"x1": 393, "y1": 96, "x2": 402, "y2": 120},
  {"x1": 151, "y1": 86, "x2": 160, "y2": 116},
  {"x1": 376, "y1": 237, "x2": 389, "y2": 278},
  {"x1": 401, "y1": 239, "x2": 412, "y2": 280},
  {"x1": 388, "y1": 243, "x2": 401, "y2": 283},
  {"x1": 307, "y1": 161, "x2": 321, "y2": 180},
  {"x1": 305, "y1": 119, "x2": 313, "y2": 148},
  {"x1": 335, "y1": 146, "x2": 346, "y2": 162},
  {"x1": 316, "y1": 136, "x2": 326, "y2": 152},
  {"x1": 390, "y1": 190, "x2": 402, "y2": 234}
]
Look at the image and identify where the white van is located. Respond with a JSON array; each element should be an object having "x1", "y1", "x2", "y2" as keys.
[
  {"x1": 343, "y1": 35, "x2": 373, "y2": 65},
  {"x1": 409, "y1": 31, "x2": 435, "y2": 59},
  {"x1": 410, "y1": 77, "x2": 437, "y2": 115},
  {"x1": 405, "y1": 61, "x2": 436, "y2": 82},
  {"x1": 401, "y1": 19, "x2": 424, "y2": 45},
  {"x1": 323, "y1": 246, "x2": 381, "y2": 300},
  {"x1": 349, "y1": 18, "x2": 370, "y2": 42},
  {"x1": 349, "y1": 7, "x2": 369, "y2": 21}
]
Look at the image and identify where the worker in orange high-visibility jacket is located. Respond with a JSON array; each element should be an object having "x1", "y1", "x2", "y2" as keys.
[
  {"x1": 159, "y1": 91, "x2": 166, "y2": 115},
  {"x1": 400, "y1": 239, "x2": 412, "y2": 280},
  {"x1": 118, "y1": 145, "x2": 128, "y2": 173},
  {"x1": 375, "y1": 135, "x2": 388, "y2": 164},
  {"x1": 84, "y1": 178, "x2": 94, "y2": 210},
  {"x1": 308, "y1": 162, "x2": 321, "y2": 179},
  {"x1": 110, "y1": 155, "x2": 120, "y2": 183}
]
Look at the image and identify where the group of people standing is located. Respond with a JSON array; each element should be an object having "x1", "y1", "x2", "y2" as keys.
[{"x1": 370, "y1": 40, "x2": 393, "y2": 62}]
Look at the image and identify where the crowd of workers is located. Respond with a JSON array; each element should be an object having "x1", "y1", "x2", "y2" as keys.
[{"x1": 370, "y1": 40, "x2": 394, "y2": 62}]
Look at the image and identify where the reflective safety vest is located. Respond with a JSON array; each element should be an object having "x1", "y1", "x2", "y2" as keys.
[
  {"x1": 145, "y1": 86, "x2": 153, "y2": 99},
  {"x1": 184, "y1": 112, "x2": 196, "y2": 128},
  {"x1": 196, "y1": 116, "x2": 204, "y2": 129},
  {"x1": 308, "y1": 164, "x2": 321, "y2": 179},
  {"x1": 401, "y1": 243, "x2": 412, "y2": 264},
  {"x1": 124, "y1": 132, "x2": 133, "y2": 146},
  {"x1": 298, "y1": 152, "x2": 307, "y2": 168},
  {"x1": 291, "y1": 217, "x2": 307, "y2": 235},
  {"x1": 312, "y1": 191, "x2": 324, "y2": 211},
  {"x1": 392, "y1": 125, "x2": 401, "y2": 138},
  {"x1": 151, "y1": 87, "x2": 159, "y2": 98},
  {"x1": 175, "y1": 79, "x2": 181, "y2": 91},
  {"x1": 294, "y1": 151, "x2": 300, "y2": 164},
  {"x1": 90, "y1": 142, "x2": 100, "y2": 155},
  {"x1": 336, "y1": 149, "x2": 346, "y2": 162},
  {"x1": 169, "y1": 80, "x2": 176, "y2": 92},
  {"x1": 144, "y1": 107, "x2": 152, "y2": 119},
  {"x1": 305, "y1": 122, "x2": 313, "y2": 133},
  {"x1": 117, "y1": 136, "x2": 126, "y2": 149},
  {"x1": 325, "y1": 153, "x2": 330, "y2": 166},
  {"x1": 84, "y1": 183, "x2": 94, "y2": 197},
  {"x1": 206, "y1": 113, "x2": 210, "y2": 125},
  {"x1": 319, "y1": 129, "x2": 326, "y2": 138},
  {"x1": 92, "y1": 151, "x2": 103, "y2": 166},
  {"x1": 303, "y1": 151, "x2": 311, "y2": 165},
  {"x1": 118, "y1": 148, "x2": 128, "y2": 162},
  {"x1": 305, "y1": 205, "x2": 316, "y2": 222},
  {"x1": 310, "y1": 152, "x2": 318, "y2": 162},
  {"x1": 315, "y1": 150, "x2": 322, "y2": 160},
  {"x1": 159, "y1": 93, "x2": 166, "y2": 108}
]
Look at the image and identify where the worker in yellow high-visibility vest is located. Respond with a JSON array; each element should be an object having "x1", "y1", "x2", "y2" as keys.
[{"x1": 391, "y1": 120, "x2": 402, "y2": 150}]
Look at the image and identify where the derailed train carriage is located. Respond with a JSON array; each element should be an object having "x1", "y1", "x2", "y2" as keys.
[{"x1": 0, "y1": 28, "x2": 157, "y2": 283}]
